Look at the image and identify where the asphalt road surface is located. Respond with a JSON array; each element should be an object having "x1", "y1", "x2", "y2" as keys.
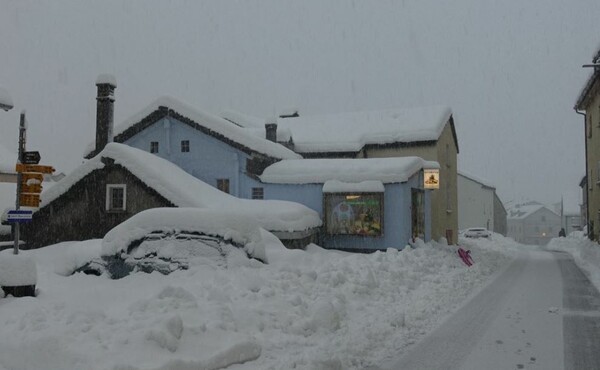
[{"x1": 385, "y1": 250, "x2": 600, "y2": 370}]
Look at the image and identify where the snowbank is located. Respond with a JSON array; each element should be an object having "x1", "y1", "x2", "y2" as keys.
[
  {"x1": 545, "y1": 235, "x2": 600, "y2": 291},
  {"x1": 0, "y1": 235, "x2": 516, "y2": 369},
  {"x1": 0, "y1": 250, "x2": 37, "y2": 286}
]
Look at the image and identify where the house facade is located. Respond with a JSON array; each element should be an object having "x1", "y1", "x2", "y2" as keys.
[
  {"x1": 457, "y1": 172, "x2": 507, "y2": 236},
  {"x1": 225, "y1": 107, "x2": 459, "y2": 244},
  {"x1": 22, "y1": 143, "x2": 321, "y2": 249},
  {"x1": 493, "y1": 192, "x2": 508, "y2": 236},
  {"x1": 76, "y1": 78, "x2": 444, "y2": 251},
  {"x1": 457, "y1": 172, "x2": 495, "y2": 232},
  {"x1": 575, "y1": 46, "x2": 600, "y2": 241},
  {"x1": 507, "y1": 202, "x2": 561, "y2": 245},
  {"x1": 256, "y1": 157, "x2": 437, "y2": 251}
]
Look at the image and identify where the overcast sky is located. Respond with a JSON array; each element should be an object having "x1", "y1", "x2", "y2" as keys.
[{"x1": 1, "y1": 0, "x2": 599, "y2": 212}]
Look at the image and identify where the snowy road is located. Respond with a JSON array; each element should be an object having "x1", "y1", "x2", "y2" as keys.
[{"x1": 384, "y1": 250, "x2": 600, "y2": 370}]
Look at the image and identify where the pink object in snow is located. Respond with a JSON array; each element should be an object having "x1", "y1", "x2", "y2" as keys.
[{"x1": 457, "y1": 247, "x2": 474, "y2": 266}]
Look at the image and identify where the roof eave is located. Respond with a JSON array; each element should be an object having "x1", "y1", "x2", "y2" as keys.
[{"x1": 575, "y1": 70, "x2": 600, "y2": 111}]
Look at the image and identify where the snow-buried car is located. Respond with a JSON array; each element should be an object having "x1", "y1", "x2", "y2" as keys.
[{"x1": 77, "y1": 208, "x2": 274, "y2": 279}]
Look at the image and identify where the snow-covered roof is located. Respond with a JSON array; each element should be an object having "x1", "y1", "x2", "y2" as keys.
[
  {"x1": 45, "y1": 143, "x2": 321, "y2": 233},
  {"x1": 322, "y1": 180, "x2": 385, "y2": 193},
  {"x1": 85, "y1": 97, "x2": 301, "y2": 160},
  {"x1": 221, "y1": 110, "x2": 293, "y2": 143},
  {"x1": 275, "y1": 106, "x2": 453, "y2": 153},
  {"x1": 0, "y1": 87, "x2": 13, "y2": 111},
  {"x1": 260, "y1": 157, "x2": 439, "y2": 184},
  {"x1": 575, "y1": 45, "x2": 600, "y2": 110},
  {"x1": 458, "y1": 171, "x2": 495, "y2": 189},
  {"x1": 95, "y1": 74, "x2": 117, "y2": 86},
  {"x1": 507, "y1": 202, "x2": 557, "y2": 220}
]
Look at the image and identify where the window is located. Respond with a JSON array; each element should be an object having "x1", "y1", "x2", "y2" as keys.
[
  {"x1": 181, "y1": 140, "x2": 190, "y2": 153},
  {"x1": 251, "y1": 187, "x2": 264, "y2": 199},
  {"x1": 106, "y1": 184, "x2": 126, "y2": 211},
  {"x1": 217, "y1": 179, "x2": 230, "y2": 193},
  {"x1": 588, "y1": 114, "x2": 593, "y2": 138},
  {"x1": 324, "y1": 193, "x2": 383, "y2": 236},
  {"x1": 150, "y1": 141, "x2": 159, "y2": 153},
  {"x1": 541, "y1": 215, "x2": 546, "y2": 222}
]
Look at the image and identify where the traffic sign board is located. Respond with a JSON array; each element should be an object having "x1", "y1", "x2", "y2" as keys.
[
  {"x1": 22, "y1": 151, "x2": 41, "y2": 165},
  {"x1": 6, "y1": 209, "x2": 33, "y2": 223},
  {"x1": 15, "y1": 164, "x2": 55, "y2": 174},
  {"x1": 19, "y1": 194, "x2": 40, "y2": 208}
]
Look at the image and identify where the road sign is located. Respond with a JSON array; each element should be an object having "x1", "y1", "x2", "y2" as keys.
[
  {"x1": 20, "y1": 173, "x2": 43, "y2": 194},
  {"x1": 19, "y1": 194, "x2": 40, "y2": 208},
  {"x1": 6, "y1": 209, "x2": 33, "y2": 223},
  {"x1": 22, "y1": 151, "x2": 41, "y2": 165},
  {"x1": 15, "y1": 164, "x2": 55, "y2": 174}
]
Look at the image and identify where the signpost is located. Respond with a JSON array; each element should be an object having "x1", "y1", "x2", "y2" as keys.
[
  {"x1": 22, "y1": 151, "x2": 41, "y2": 165},
  {"x1": 11, "y1": 112, "x2": 54, "y2": 254},
  {"x1": 6, "y1": 210, "x2": 33, "y2": 223}
]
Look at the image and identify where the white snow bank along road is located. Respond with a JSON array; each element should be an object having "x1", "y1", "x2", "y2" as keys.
[
  {"x1": 0, "y1": 236, "x2": 515, "y2": 370},
  {"x1": 545, "y1": 233, "x2": 600, "y2": 292}
]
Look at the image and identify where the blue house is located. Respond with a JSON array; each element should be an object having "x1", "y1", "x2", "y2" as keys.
[
  {"x1": 86, "y1": 81, "x2": 438, "y2": 250},
  {"x1": 256, "y1": 157, "x2": 437, "y2": 251},
  {"x1": 86, "y1": 96, "x2": 301, "y2": 198}
]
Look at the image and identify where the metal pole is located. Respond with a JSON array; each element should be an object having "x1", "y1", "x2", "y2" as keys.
[{"x1": 13, "y1": 112, "x2": 26, "y2": 255}]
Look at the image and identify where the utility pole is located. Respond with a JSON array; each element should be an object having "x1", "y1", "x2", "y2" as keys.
[{"x1": 13, "y1": 112, "x2": 26, "y2": 255}]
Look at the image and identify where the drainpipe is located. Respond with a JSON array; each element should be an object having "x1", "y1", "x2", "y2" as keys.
[{"x1": 575, "y1": 108, "x2": 590, "y2": 239}]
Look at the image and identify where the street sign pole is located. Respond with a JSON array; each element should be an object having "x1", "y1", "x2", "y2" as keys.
[{"x1": 14, "y1": 112, "x2": 26, "y2": 255}]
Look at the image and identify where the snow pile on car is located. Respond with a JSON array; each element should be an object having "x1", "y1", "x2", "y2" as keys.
[{"x1": 0, "y1": 235, "x2": 517, "y2": 369}]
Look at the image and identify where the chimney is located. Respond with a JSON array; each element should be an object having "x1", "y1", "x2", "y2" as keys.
[
  {"x1": 265, "y1": 119, "x2": 278, "y2": 143},
  {"x1": 95, "y1": 74, "x2": 116, "y2": 154}
]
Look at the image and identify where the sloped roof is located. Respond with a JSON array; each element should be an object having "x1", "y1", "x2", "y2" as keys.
[
  {"x1": 260, "y1": 157, "x2": 439, "y2": 184},
  {"x1": 221, "y1": 110, "x2": 293, "y2": 142},
  {"x1": 273, "y1": 106, "x2": 456, "y2": 154},
  {"x1": 575, "y1": 46, "x2": 600, "y2": 110},
  {"x1": 507, "y1": 202, "x2": 558, "y2": 220},
  {"x1": 85, "y1": 97, "x2": 301, "y2": 160},
  {"x1": 46, "y1": 143, "x2": 320, "y2": 232},
  {"x1": 458, "y1": 171, "x2": 495, "y2": 189}
]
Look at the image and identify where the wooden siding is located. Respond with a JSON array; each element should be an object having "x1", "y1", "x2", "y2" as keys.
[{"x1": 21, "y1": 164, "x2": 174, "y2": 249}]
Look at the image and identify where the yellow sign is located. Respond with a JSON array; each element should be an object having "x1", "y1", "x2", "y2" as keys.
[
  {"x1": 15, "y1": 164, "x2": 55, "y2": 174},
  {"x1": 19, "y1": 193, "x2": 40, "y2": 208},
  {"x1": 424, "y1": 169, "x2": 440, "y2": 189}
]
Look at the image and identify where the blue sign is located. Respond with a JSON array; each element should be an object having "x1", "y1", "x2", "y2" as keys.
[{"x1": 6, "y1": 209, "x2": 33, "y2": 223}]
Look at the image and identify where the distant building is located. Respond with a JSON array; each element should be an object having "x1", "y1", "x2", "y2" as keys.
[
  {"x1": 564, "y1": 213, "x2": 582, "y2": 235},
  {"x1": 507, "y1": 202, "x2": 561, "y2": 245},
  {"x1": 457, "y1": 172, "x2": 507, "y2": 236},
  {"x1": 575, "y1": 45, "x2": 600, "y2": 241}
]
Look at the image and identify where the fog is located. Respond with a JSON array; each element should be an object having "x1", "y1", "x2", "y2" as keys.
[{"x1": 1, "y1": 0, "x2": 599, "y2": 211}]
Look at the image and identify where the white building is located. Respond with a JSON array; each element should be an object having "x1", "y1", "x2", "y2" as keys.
[
  {"x1": 507, "y1": 202, "x2": 561, "y2": 245},
  {"x1": 458, "y1": 172, "x2": 507, "y2": 235}
]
